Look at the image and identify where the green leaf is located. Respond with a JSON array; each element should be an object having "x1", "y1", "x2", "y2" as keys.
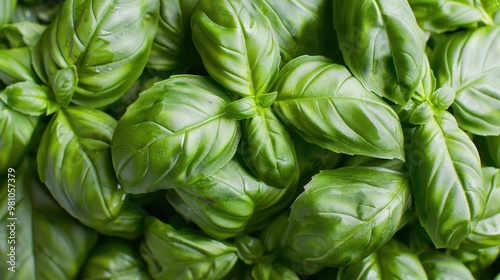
[
  {"x1": 37, "y1": 106, "x2": 128, "y2": 234},
  {"x1": 0, "y1": 159, "x2": 98, "y2": 280},
  {"x1": 240, "y1": 107, "x2": 299, "y2": 189},
  {"x1": 148, "y1": 0, "x2": 201, "y2": 72},
  {"x1": 81, "y1": 239, "x2": 151, "y2": 279},
  {"x1": 487, "y1": 135, "x2": 500, "y2": 168},
  {"x1": 191, "y1": 0, "x2": 280, "y2": 97},
  {"x1": 461, "y1": 167, "x2": 500, "y2": 248},
  {"x1": 409, "y1": 111, "x2": 485, "y2": 249},
  {"x1": 112, "y1": 75, "x2": 240, "y2": 193},
  {"x1": 0, "y1": 21, "x2": 46, "y2": 48},
  {"x1": 409, "y1": 0, "x2": 493, "y2": 33},
  {"x1": 235, "y1": 235, "x2": 265, "y2": 265},
  {"x1": 31, "y1": 0, "x2": 160, "y2": 108},
  {"x1": 0, "y1": 48, "x2": 39, "y2": 85},
  {"x1": 0, "y1": 100, "x2": 39, "y2": 171},
  {"x1": 287, "y1": 166, "x2": 412, "y2": 267},
  {"x1": 253, "y1": 0, "x2": 330, "y2": 64},
  {"x1": 140, "y1": 217, "x2": 238, "y2": 280},
  {"x1": 431, "y1": 26, "x2": 500, "y2": 136},
  {"x1": 451, "y1": 245, "x2": 500, "y2": 279},
  {"x1": 0, "y1": 0, "x2": 16, "y2": 27},
  {"x1": 0, "y1": 81, "x2": 58, "y2": 116},
  {"x1": 48, "y1": 65, "x2": 78, "y2": 107},
  {"x1": 420, "y1": 251, "x2": 475, "y2": 279},
  {"x1": 333, "y1": 0, "x2": 426, "y2": 104},
  {"x1": 272, "y1": 56, "x2": 405, "y2": 161},
  {"x1": 167, "y1": 160, "x2": 294, "y2": 239},
  {"x1": 224, "y1": 96, "x2": 258, "y2": 120},
  {"x1": 337, "y1": 239, "x2": 427, "y2": 280}
]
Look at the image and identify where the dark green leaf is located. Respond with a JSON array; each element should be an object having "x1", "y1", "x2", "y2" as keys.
[
  {"x1": 337, "y1": 239, "x2": 427, "y2": 280},
  {"x1": 409, "y1": 0, "x2": 493, "y2": 33},
  {"x1": 148, "y1": 0, "x2": 201, "y2": 73},
  {"x1": 48, "y1": 65, "x2": 78, "y2": 106},
  {"x1": 81, "y1": 239, "x2": 151, "y2": 279},
  {"x1": 420, "y1": 251, "x2": 475, "y2": 279},
  {"x1": 272, "y1": 56, "x2": 405, "y2": 161},
  {"x1": 111, "y1": 75, "x2": 240, "y2": 193},
  {"x1": 487, "y1": 135, "x2": 500, "y2": 168},
  {"x1": 140, "y1": 217, "x2": 238, "y2": 280},
  {"x1": 0, "y1": 100, "x2": 39, "y2": 171}
]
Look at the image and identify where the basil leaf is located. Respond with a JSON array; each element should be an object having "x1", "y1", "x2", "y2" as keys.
[
  {"x1": 409, "y1": 0, "x2": 493, "y2": 33},
  {"x1": 0, "y1": 21, "x2": 46, "y2": 48},
  {"x1": 253, "y1": 0, "x2": 329, "y2": 64},
  {"x1": 0, "y1": 0, "x2": 16, "y2": 27},
  {"x1": 272, "y1": 56, "x2": 405, "y2": 161},
  {"x1": 333, "y1": 0, "x2": 426, "y2": 104},
  {"x1": 0, "y1": 100, "x2": 39, "y2": 171},
  {"x1": 420, "y1": 251, "x2": 475, "y2": 279},
  {"x1": 337, "y1": 239, "x2": 427, "y2": 280},
  {"x1": 140, "y1": 217, "x2": 238, "y2": 279},
  {"x1": 239, "y1": 107, "x2": 299, "y2": 189},
  {"x1": 487, "y1": 135, "x2": 500, "y2": 168},
  {"x1": 48, "y1": 65, "x2": 78, "y2": 107},
  {"x1": 451, "y1": 245, "x2": 500, "y2": 279},
  {"x1": 0, "y1": 48, "x2": 39, "y2": 84},
  {"x1": 409, "y1": 111, "x2": 485, "y2": 249},
  {"x1": 167, "y1": 160, "x2": 295, "y2": 240},
  {"x1": 287, "y1": 166, "x2": 412, "y2": 267},
  {"x1": 235, "y1": 235, "x2": 265, "y2": 265},
  {"x1": 431, "y1": 26, "x2": 500, "y2": 136},
  {"x1": 0, "y1": 81, "x2": 58, "y2": 116},
  {"x1": 462, "y1": 167, "x2": 500, "y2": 248},
  {"x1": 112, "y1": 75, "x2": 240, "y2": 193},
  {"x1": 191, "y1": 0, "x2": 280, "y2": 97},
  {"x1": 148, "y1": 0, "x2": 201, "y2": 73},
  {"x1": 37, "y1": 106, "x2": 127, "y2": 233},
  {"x1": 81, "y1": 239, "x2": 151, "y2": 279},
  {"x1": 0, "y1": 159, "x2": 98, "y2": 280},
  {"x1": 31, "y1": 0, "x2": 160, "y2": 108}
]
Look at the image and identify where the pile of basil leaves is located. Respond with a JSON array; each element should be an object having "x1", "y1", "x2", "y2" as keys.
[{"x1": 1, "y1": 0, "x2": 500, "y2": 279}]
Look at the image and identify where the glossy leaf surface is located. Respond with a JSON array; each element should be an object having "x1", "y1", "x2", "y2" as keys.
[{"x1": 112, "y1": 75, "x2": 240, "y2": 193}]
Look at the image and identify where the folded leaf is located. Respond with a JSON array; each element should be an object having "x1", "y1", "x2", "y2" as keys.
[
  {"x1": 240, "y1": 107, "x2": 299, "y2": 189},
  {"x1": 0, "y1": 81, "x2": 58, "y2": 116},
  {"x1": 37, "y1": 106, "x2": 127, "y2": 231},
  {"x1": 420, "y1": 251, "x2": 475, "y2": 279},
  {"x1": 337, "y1": 239, "x2": 427, "y2": 280},
  {"x1": 191, "y1": 0, "x2": 280, "y2": 97},
  {"x1": 81, "y1": 239, "x2": 151, "y2": 279},
  {"x1": 287, "y1": 166, "x2": 412, "y2": 267},
  {"x1": 112, "y1": 75, "x2": 240, "y2": 193},
  {"x1": 148, "y1": 0, "x2": 201, "y2": 73},
  {"x1": 409, "y1": 0, "x2": 493, "y2": 33},
  {"x1": 167, "y1": 160, "x2": 295, "y2": 239},
  {"x1": 333, "y1": 0, "x2": 426, "y2": 104},
  {"x1": 409, "y1": 111, "x2": 486, "y2": 249},
  {"x1": 431, "y1": 26, "x2": 500, "y2": 135},
  {"x1": 140, "y1": 217, "x2": 238, "y2": 279},
  {"x1": 0, "y1": 48, "x2": 39, "y2": 85},
  {"x1": 31, "y1": 0, "x2": 160, "y2": 107},
  {"x1": 0, "y1": 0, "x2": 16, "y2": 27},
  {"x1": 272, "y1": 56, "x2": 405, "y2": 161},
  {"x1": 0, "y1": 100, "x2": 39, "y2": 171}
]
